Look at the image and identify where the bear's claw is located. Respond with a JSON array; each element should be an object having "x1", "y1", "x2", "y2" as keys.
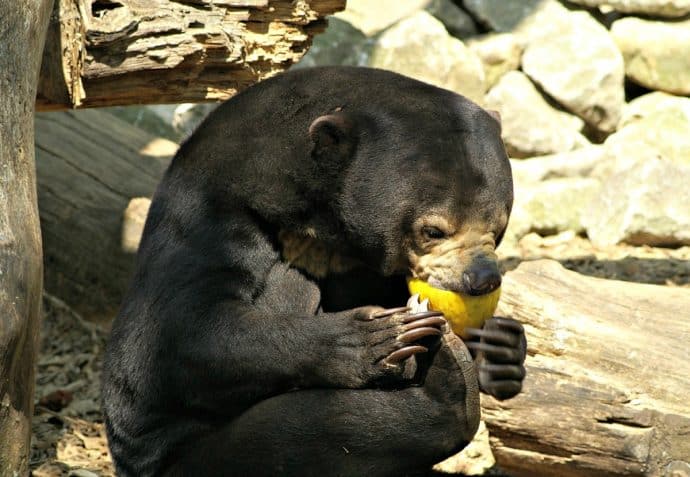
[
  {"x1": 402, "y1": 315, "x2": 447, "y2": 331},
  {"x1": 371, "y1": 306, "x2": 410, "y2": 319},
  {"x1": 400, "y1": 310, "x2": 444, "y2": 323},
  {"x1": 383, "y1": 345, "x2": 428, "y2": 366},
  {"x1": 397, "y1": 327, "x2": 442, "y2": 343}
]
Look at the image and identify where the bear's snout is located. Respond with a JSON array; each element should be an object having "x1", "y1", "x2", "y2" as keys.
[
  {"x1": 461, "y1": 257, "x2": 501, "y2": 296},
  {"x1": 421, "y1": 250, "x2": 501, "y2": 297}
]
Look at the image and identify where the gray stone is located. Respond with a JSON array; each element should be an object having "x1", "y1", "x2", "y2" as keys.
[
  {"x1": 171, "y1": 103, "x2": 217, "y2": 139},
  {"x1": 485, "y1": 71, "x2": 589, "y2": 158},
  {"x1": 426, "y1": 0, "x2": 478, "y2": 39},
  {"x1": 618, "y1": 91, "x2": 690, "y2": 129},
  {"x1": 583, "y1": 160, "x2": 690, "y2": 247},
  {"x1": 512, "y1": 0, "x2": 571, "y2": 43},
  {"x1": 138, "y1": 137, "x2": 179, "y2": 159},
  {"x1": 506, "y1": 176, "x2": 601, "y2": 244},
  {"x1": 295, "y1": 17, "x2": 371, "y2": 69},
  {"x1": 612, "y1": 17, "x2": 690, "y2": 96},
  {"x1": 333, "y1": 0, "x2": 428, "y2": 36},
  {"x1": 467, "y1": 33, "x2": 522, "y2": 89},
  {"x1": 103, "y1": 105, "x2": 180, "y2": 141},
  {"x1": 510, "y1": 146, "x2": 609, "y2": 183},
  {"x1": 596, "y1": 109, "x2": 690, "y2": 179},
  {"x1": 619, "y1": 91, "x2": 690, "y2": 128},
  {"x1": 522, "y1": 10, "x2": 625, "y2": 132},
  {"x1": 104, "y1": 104, "x2": 217, "y2": 142},
  {"x1": 566, "y1": 0, "x2": 690, "y2": 17},
  {"x1": 122, "y1": 197, "x2": 151, "y2": 254},
  {"x1": 368, "y1": 11, "x2": 485, "y2": 103},
  {"x1": 463, "y1": 0, "x2": 544, "y2": 32}
]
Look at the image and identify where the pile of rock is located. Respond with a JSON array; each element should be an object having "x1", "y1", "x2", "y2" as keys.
[{"x1": 299, "y1": 0, "x2": 690, "y2": 250}]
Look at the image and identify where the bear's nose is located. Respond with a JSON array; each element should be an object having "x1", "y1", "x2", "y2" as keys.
[{"x1": 462, "y1": 264, "x2": 501, "y2": 296}]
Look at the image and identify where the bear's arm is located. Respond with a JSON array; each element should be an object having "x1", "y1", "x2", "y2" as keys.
[
  {"x1": 154, "y1": 260, "x2": 432, "y2": 418},
  {"x1": 159, "y1": 304, "x2": 399, "y2": 419},
  {"x1": 127, "y1": 199, "x2": 441, "y2": 418}
]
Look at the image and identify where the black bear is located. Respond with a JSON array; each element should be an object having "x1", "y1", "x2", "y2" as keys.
[{"x1": 102, "y1": 66, "x2": 526, "y2": 477}]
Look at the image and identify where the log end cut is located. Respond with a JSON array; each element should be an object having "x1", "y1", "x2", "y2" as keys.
[{"x1": 37, "y1": 0, "x2": 347, "y2": 109}]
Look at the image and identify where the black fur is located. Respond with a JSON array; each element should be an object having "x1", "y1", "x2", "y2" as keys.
[{"x1": 102, "y1": 66, "x2": 523, "y2": 477}]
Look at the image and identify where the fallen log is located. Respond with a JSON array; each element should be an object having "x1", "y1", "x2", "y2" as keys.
[
  {"x1": 35, "y1": 109, "x2": 175, "y2": 321},
  {"x1": 36, "y1": 0, "x2": 345, "y2": 110},
  {"x1": 485, "y1": 259, "x2": 690, "y2": 476}
]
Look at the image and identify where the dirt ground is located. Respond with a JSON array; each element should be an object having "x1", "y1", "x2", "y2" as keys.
[{"x1": 29, "y1": 232, "x2": 690, "y2": 476}]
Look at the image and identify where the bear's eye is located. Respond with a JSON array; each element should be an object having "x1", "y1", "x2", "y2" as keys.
[{"x1": 421, "y1": 226, "x2": 446, "y2": 241}]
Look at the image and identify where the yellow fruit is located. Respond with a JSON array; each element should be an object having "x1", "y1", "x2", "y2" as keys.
[{"x1": 407, "y1": 278, "x2": 501, "y2": 338}]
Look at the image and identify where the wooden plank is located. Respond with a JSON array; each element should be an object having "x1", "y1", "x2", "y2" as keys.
[
  {"x1": 484, "y1": 260, "x2": 690, "y2": 476},
  {"x1": 36, "y1": 0, "x2": 345, "y2": 109}
]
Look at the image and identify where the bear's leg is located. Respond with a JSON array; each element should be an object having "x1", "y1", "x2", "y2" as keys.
[{"x1": 164, "y1": 333, "x2": 479, "y2": 477}]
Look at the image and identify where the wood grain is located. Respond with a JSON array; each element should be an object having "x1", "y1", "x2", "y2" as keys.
[
  {"x1": 35, "y1": 110, "x2": 175, "y2": 321},
  {"x1": 0, "y1": 0, "x2": 54, "y2": 474},
  {"x1": 486, "y1": 259, "x2": 690, "y2": 476},
  {"x1": 36, "y1": 0, "x2": 346, "y2": 109}
]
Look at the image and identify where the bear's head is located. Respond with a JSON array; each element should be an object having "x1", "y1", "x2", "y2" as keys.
[{"x1": 307, "y1": 93, "x2": 512, "y2": 297}]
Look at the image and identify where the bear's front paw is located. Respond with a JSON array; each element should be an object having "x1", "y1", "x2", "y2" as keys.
[
  {"x1": 465, "y1": 317, "x2": 526, "y2": 401},
  {"x1": 322, "y1": 306, "x2": 447, "y2": 388},
  {"x1": 370, "y1": 306, "x2": 446, "y2": 369}
]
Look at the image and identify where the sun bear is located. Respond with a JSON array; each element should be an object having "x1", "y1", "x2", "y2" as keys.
[{"x1": 102, "y1": 66, "x2": 526, "y2": 477}]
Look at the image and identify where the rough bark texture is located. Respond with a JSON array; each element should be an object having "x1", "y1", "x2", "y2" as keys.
[
  {"x1": 35, "y1": 110, "x2": 176, "y2": 322},
  {"x1": 36, "y1": 0, "x2": 346, "y2": 110},
  {"x1": 0, "y1": 1, "x2": 54, "y2": 475},
  {"x1": 487, "y1": 259, "x2": 690, "y2": 477}
]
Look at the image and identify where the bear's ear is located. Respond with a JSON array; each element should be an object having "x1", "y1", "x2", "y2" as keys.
[{"x1": 308, "y1": 113, "x2": 353, "y2": 154}]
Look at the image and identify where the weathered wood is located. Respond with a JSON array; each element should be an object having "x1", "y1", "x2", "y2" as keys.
[
  {"x1": 485, "y1": 259, "x2": 690, "y2": 476},
  {"x1": 35, "y1": 110, "x2": 176, "y2": 322},
  {"x1": 0, "y1": 1, "x2": 54, "y2": 474},
  {"x1": 36, "y1": 0, "x2": 346, "y2": 110}
]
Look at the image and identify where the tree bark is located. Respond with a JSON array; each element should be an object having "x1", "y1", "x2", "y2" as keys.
[
  {"x1": 36, "y1": 0, "x2": 346, "y2": 110},
  {"x1": 486, "y1": 259, "x2": 690, "y2": 477},
  {"x1": 35, "y1": 110, "x2": 176, "y2": 322},
  {"x1": 0, "y1": 1, "x2": 54, "y2": 475}
]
